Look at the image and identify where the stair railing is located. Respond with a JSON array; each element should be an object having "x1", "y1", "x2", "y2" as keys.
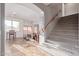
[{"x1": 42, "y1": 9, "x2": 61, "y2": 32}]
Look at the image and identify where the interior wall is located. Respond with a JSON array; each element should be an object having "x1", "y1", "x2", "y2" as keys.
[
  {"x1": 0, "y1": 3, "x2": 5, "y2": 56},
  {"x1": 77, "y1": 12, "x2": 79, "y2": 46},
  {"x1": 64, "y1": 3, "x2": 78, "y2": 16},
  {"x1": 0, "y1": 4, "x2": 1, "y2": 55},
  {"x1": 77, "y1": 3, "x2": 79, "y2": 46}
]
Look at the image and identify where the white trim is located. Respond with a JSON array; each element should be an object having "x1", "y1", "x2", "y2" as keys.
[{"x1": 62, "y1": 3, "x2": 65, "y2": 16}]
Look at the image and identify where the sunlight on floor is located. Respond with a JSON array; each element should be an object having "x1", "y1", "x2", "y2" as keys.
[{"x1": 5, "y1": 39, "x2": 49, "y2": 56}]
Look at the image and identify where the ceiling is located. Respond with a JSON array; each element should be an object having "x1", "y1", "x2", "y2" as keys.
[
  {"x1": 5, "y1": 3, "x2": 44, "y2": 23},
  {"x1": 43, "y1": 3, "x2": 50, "y2": 6}
]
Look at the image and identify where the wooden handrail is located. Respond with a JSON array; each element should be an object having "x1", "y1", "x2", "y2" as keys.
[
  {"x1": 45, "y1": 10, "x2": 61, "y2": 30},
  {"x1": 42, "y1": 10, "x2": 61, "y2": 32}
]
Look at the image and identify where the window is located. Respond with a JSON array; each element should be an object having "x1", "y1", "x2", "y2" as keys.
[
  {"x1": 5, "y1": 20, "x2": 11, "y2": 27},
  {"x1": 23, "y1": 26, "x2": 33, "y2": 34},
  {"x1": 13, "y1": 21, "x2": 20, "y2": 30},
  {"x1": 27, "y1": 27, "x2": 32, "y2": 33},
  {"x1": 5, "y1": 20, "x2": 20, "y2": 31},
  {"x1": 34, "y1": 27, "x2": 38, "y2": 33}
]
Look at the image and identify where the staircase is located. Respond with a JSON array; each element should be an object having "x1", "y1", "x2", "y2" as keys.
[{"x1": 42, "y1": 14, "x2": 79, "y2": 56}]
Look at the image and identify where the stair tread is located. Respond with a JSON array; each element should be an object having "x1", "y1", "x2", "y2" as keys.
[{"x1": 45, "y1": 13, "x2": 78, "y2": 56}]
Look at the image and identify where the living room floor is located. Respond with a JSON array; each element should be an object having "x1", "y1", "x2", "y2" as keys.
[{"x1": 5, "y1": 39, "x2": 49, "y2": 56}]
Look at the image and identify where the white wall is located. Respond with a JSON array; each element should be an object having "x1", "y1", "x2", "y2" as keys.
[
  {"x1": 0, "y1": 4, "x2": 1, "y2": 55},
  {"x1": 78, "y1": 12, "x2": 79, "y2": 46},
  {"x1": 64, "y1": 3, "x2": 78, "y2": 16},
  {"x1": 0, "y1": 4, "x2": 5, "y2": 55}
]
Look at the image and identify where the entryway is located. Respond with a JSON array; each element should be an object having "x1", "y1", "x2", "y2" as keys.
[{"x1": 23, "y1": 25, "x2": 39, "y2": 43}]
